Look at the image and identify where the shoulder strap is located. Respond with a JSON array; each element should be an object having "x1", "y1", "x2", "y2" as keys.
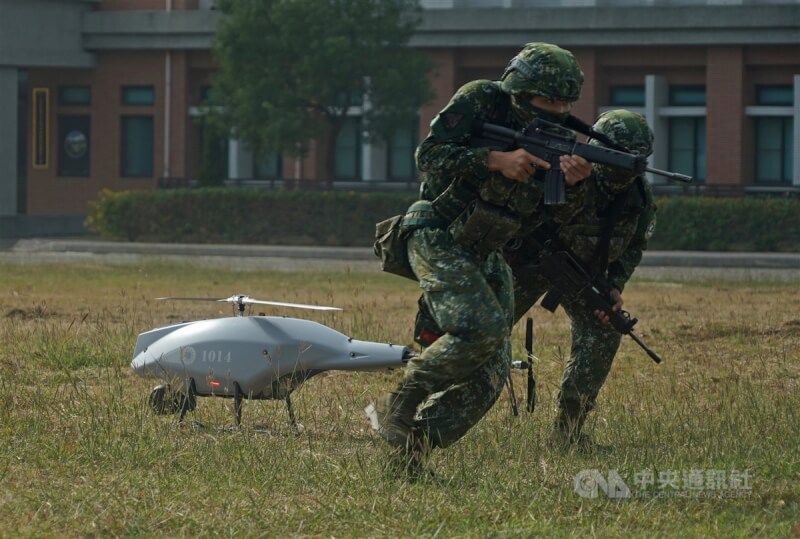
[
  {"x1": 487, "y1": 83, "x2": 512, "y2": 126},
  {"x1": 595, "y1": 190, "x2": 630, "y2": 273}
]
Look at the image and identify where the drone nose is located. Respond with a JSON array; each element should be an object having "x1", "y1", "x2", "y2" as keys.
[{"x1": 130, "y1": 354, "x2": 148, "y2": 376}]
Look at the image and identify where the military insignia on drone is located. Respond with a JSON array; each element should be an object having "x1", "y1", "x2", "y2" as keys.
[
  {"x1": 645, "y1": 217, "x2": 657, "y2": 240},
  {"x1": 440, "y1": 112, "x2": 464, "y2": 129}
]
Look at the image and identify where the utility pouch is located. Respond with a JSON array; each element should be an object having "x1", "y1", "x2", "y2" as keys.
[
  {"x1": 373, "y1": 215, "x2": 417, "y2": 281},
  {"x1": 449, "y1": 199, "x2": 521, "y2": 256}
]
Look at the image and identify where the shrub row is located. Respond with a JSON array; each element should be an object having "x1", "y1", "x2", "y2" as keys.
[
  {"x1": 85, "y1": 188, "x2": 417, "y2": 246},
  {"x1": 86, "y1": 189, "x2": 800, "y2": 251},
  {"x1": 649, "y1": 196, "x2": 800, "y2": 252}
]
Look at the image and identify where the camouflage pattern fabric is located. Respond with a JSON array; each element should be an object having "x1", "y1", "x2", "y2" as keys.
[
  {"x1": 413, "y1": 173, "x2": 656, "y2": 434},
  {"x1": 590, "y1": 110, "x2": 654, "y2": 193},
  {"x1": 418, "y1": 79, "x2": 586, "y2": 236},
  {"x1": 500, "y1": 43, "x2": 584, "y2": 102},
  {"x1": 391, "y1": 44, "x2": 588, "y2": 451},
  {"x1": 403, "y1": 226, "x2": 514, "y2": 449},
  {"x1": 513, "y1": 174, "x2": 656, "y2": 411},
  {"x1": 557, "y1": 174, "x2": 655, "y2": 292}
]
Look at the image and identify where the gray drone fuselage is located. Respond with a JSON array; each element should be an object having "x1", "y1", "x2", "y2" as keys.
[{"x1": 131, "y1": 316, "x2": 409, "y2": 400}]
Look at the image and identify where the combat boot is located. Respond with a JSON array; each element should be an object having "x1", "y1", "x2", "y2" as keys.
[
  {"x1": 385, "y1": 428, "x2": 435, "y2": 482},
  {"x1": 370, "y1": 381, "x2": 428, "y2": 448},
  {"x1": 550, "y1": 399, "x2": 609, "y2": 453}
]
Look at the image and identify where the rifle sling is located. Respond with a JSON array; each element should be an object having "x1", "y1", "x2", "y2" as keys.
[{"x1": 594, "y1": 189, "x2": 630, "y2": 275}]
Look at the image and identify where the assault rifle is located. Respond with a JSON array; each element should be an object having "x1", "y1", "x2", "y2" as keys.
[
  {"x1": 473, "y1": 116, "x2": 693, "y2": 205},
  {"x1": 532, "y1": 242, "x2": 663, "y2": 364}
]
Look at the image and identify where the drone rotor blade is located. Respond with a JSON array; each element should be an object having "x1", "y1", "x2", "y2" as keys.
[
  {"x1": 155, "y1": 295, "x2": 342, "y2": 311},
  {"x1": 155, "y1": 297, "x2": 225, "y2": 302},
  {"x1": 245, "y1": 299, "x2": 342, "y2": 312}
]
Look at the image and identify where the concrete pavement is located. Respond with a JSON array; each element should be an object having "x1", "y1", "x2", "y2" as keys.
[{"x1": 5, "y1": 238, "x2": 799, "y2": 268}]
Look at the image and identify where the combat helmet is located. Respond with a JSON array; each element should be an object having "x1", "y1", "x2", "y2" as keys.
[
  {"x1": 501, "y1": 43, "x2": 584, "y2": 102},
  {"x1": 591, "y1": 109, "x2": 654, "y2": 193}
]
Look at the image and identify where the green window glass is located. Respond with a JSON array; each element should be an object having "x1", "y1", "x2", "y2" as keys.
[
  {"x1": 334, "y1": 118, "x2": 361, "y2": 179},
  {"x1": 122, "y1": 86, "x2": 155, "y2": 106},
  {"x1": 59, "y1": 86, "x2": 91, "y2": 106},
  {"x1": 388, "y1": 121, "x2": 418, "y2": 180},
  {"x1": 121, "y1": 115, "x2": 154, "y2": 177},
  {"x1": 254, "y1": 151, "x2": 282, "y2": 179},
  {"x1": 756, "y1": 85, "x2": 793, "y2": 106},
  {"x1": 609, "y1": 85, "x2": 645, "y2": 107},
  {"x1": 669, "y1": 117, "x2": 705, "y2": 182},
  {"x1": 669, "y1": 86, "x2": 706, "y2": 106},
  {"x1": 755, "y1": 117, "x2": 793, "y2": 184}
]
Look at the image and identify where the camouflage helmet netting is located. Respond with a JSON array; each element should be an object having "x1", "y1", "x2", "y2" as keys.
[
  {"x1": 593, "y1": 110, "x2": 654, "y2": 157},
  {"x1": 500, "y1": 43, "x2": 584, "y2": 102}
]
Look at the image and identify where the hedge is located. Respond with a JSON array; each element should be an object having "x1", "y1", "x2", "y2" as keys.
[
  {"x1": 85, "y1": 188, "x2": 417, "y2": 246},
  {"x1": 648, "y1": 196, "x2": 800, "y2": 252},
  {"x1": 85, "y1": 189, "x2": 800, "y2": 252}
]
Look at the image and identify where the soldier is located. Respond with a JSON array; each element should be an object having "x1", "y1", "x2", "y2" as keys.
[
  {"x1": 414, "y1": 109, "x2": 657, "y2": 451},
  {"x1": 513, "y1": 109, "x2": 657, "y2": 449},
  {"x1": 369, "y1": 43, "x2": 591, "y2": 479}
]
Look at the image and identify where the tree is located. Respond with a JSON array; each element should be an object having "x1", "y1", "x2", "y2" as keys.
[{"x1": 212, "y1": 0, "x2": 432, "y2": 182}]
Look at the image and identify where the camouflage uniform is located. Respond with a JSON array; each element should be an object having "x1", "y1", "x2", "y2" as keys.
[
  {"x1": 413, "y1": 110, "x2": 656, "y2": 448},
  {"x1": 512, "y1": 170, "x2": 656, "y2": 443},
  {"x1": 373, "y1": 44, "x2": 586, "y2": 462}
]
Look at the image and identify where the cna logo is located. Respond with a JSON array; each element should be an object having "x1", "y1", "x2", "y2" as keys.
[{"x1": 574, "y1": 469, "x2": 632, "y2": 499}]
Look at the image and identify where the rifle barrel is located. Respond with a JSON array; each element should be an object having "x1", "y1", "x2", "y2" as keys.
[
  {"x1": 628, "y1": 331, "x2": 662, "y2": 364},
  {"x1": 646, "y1": 166, "x2": 693, "y2": 183}
]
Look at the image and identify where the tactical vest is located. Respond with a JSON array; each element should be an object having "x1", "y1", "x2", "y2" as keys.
[
  {"x1": 418, "y1": 81, "x2": 547, "y2": 251},
  {"x1": 557, "y1": 175, "x2": 649, "y2": 267}
]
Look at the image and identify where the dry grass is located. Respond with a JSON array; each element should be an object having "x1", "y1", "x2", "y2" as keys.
[{"x1": 0, "y1": 260, "x2": 798, "y2": 537}]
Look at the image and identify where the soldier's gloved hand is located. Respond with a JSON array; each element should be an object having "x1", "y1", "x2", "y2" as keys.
[
  {"x1": 594, "y1": 288, "x2": 623, "y2": 325},
  {"x1": 560, "y1": 155, "x2": 592, "y2": 186},
  {"x1": 488, "y1": 149, "x2": 550, "y2": 182}
]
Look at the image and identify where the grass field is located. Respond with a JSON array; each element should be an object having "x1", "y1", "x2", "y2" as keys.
[{"x1": 1, "y1": 260, "x2": 798, "y2": 537}]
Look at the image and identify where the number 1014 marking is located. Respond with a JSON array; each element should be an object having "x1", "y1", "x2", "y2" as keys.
[{"x1": 202, "y1": 350, "x2": 232, "y2": 363}]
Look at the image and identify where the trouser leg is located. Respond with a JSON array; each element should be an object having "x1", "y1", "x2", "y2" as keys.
[{"x1": 555, "y1": 297, "x2": 622, "y2": 442}]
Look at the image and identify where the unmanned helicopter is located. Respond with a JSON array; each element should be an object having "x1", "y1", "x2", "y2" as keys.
[{"x1": 131, "y1": 294, "x2": 413, "y2": 427}]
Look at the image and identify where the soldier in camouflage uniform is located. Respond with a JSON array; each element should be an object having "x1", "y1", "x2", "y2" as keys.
[
  {"x1": 512, "y1": 110, "x2": 657, "y2": 448},
  {"x1": 369, "y1": 43, "x2": 591, "y2": 478},
  {"x1": 415, "y1": 109, "x2": 657, "y2": 451}
]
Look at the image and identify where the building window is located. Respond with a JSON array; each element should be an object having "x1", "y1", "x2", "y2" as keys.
[
  {"x1": 58, "y1": 115, "x2": 90, "y2": 177},
  {"x1": 609, "y1": 85, "x2": 645, "y2": 107},
  {"x1": 334, "y1": 118, "x2": 361, "y2": 179},
  {"x1": 669, "y1": 117, "x2": 705, "y2": 182},
  {"x1": 121, "y1": 115, "x2": 154, "y2": 177},
  {"x1": 254, "y1": 151, "x2": 282, "y2": 179},
  {"x1": 756, "y1": 85, "x2": 793, "y2": 106},
  {"x1": 387, "y1": 121, "x2": 418, "y2": 180},
  {"x1": 755, "y1": 117, "x2": 793, "y2": 184},
  {"x1": 122, "y1": 86, "x2": 155, "y2": 106},
  {"x1": 59, "y1": 86, "x2": 90, "y2": 106},
  {"x1": 669, "y1": 85, "x2": 706, "y2": 106}
]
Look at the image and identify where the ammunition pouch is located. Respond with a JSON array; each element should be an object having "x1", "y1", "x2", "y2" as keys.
[
  {"x1": 374, "y1": 201, "x2": 447, "y2": 281},
  {"x1": 449, "y1": 199, "x2": 521, "y2": 256},
  {"x1": 374, "y1": 215, "x2": 417, "y2": 281}
]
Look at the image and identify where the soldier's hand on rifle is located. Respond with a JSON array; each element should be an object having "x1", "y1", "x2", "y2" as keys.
[
  {"x1": 488, "y1": 149, "x2": 551, "y2": 182},
  {"x1": 560, "y1": 154, "x2": 592, "y2": 186},
  {"x1": 594, "y1": 288, "x2": 623, "y2": 325}
]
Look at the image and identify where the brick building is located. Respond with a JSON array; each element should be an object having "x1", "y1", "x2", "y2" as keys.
[{"x1": 1, "y1": 0, "x2": 798, "y2": 235}]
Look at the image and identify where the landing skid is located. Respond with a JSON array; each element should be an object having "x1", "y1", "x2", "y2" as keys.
[{"x1": 172, "y1": 377, "x2": 298, "y2": 431}]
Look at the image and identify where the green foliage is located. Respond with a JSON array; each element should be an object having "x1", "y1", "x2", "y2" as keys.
[
  {"x1": 649, "y1": 196, "x2": 800, "y2": 252},
  {"x1": 197, "y1": 118, "x2": 228, "y2": 187},
  {"x1": 87, "y1": 190, "x2": 800, "y2": 252},
  {"x1": 212, "y1": 0, "x2": 432, "y2": 176},
  {"x1": 85, "y1": 188, "x2": 416, "y2": 245}
]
